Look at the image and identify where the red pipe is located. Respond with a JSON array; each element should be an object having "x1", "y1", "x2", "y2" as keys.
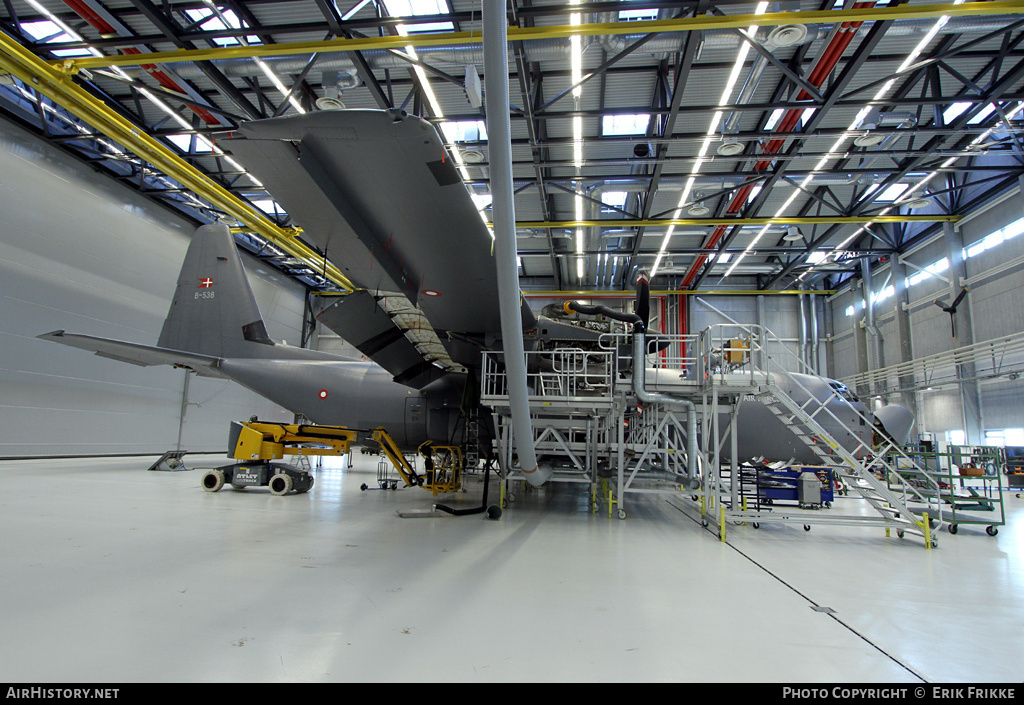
[
  {"x1": 676, "y1": 2, "x2": 876, "y2": 292},
  {"x1": 61, "y1": 0, "x2": 220, "y2": 126}
]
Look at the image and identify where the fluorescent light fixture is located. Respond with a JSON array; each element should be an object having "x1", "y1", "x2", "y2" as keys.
[{"x1": 650, "y1": 2, "x2": 769, "y2": 280}]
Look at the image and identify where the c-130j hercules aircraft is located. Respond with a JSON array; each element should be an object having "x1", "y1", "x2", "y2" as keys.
[{"x1": 40, "y1": 109, "x2": 914, "y2": 490}]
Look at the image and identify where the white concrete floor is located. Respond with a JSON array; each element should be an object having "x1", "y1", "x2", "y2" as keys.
[{"x1": 0, "y1": 454, "x2": 1021, "y2": 683}]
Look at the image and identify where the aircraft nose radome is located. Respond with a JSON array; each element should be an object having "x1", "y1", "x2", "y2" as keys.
[{"x1": 874, "y1": 404, "x2": 915, "y2": 445}]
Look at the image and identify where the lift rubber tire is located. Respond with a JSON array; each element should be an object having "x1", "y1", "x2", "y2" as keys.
[
  {"x1": 269, "y1": 473, "x2": 293, "y2": 496},
  {"x1": 202, "y1": 469, "x2": 225, "y2": 493},
  {"x1": 296, "y1": 477, "x2": 314, "y2": 494},
  {"x1": 948, "y1": 524, "x2": 958, "y2": 534},
  {"x1": 987, "y1": 525, "x2": 999, "y2": 536}
]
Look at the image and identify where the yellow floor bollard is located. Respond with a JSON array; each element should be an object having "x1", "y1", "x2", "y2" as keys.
[
  {"x1": 719, "y1": 505, "x2": 726, "y2": 542},
  {"x1": 923, "y1": 512, "x2": 932, "y2": 550}
]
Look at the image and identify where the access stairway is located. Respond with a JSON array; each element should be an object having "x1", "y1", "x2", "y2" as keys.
[{"x1": 700, "y1": 325, "x2": 943, "y2": 547}]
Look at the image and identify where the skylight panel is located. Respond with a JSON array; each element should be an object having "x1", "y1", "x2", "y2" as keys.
[
  {"x1": 601, "y1": 191, "x2": 627, "y2": 210},
  {"x1": 440, "y1": 121, "x2": 487, "y2": 142},
  {"x1": 166, "y1": 134, "x2": 213, "y2": 153},
  {"x1": 250, "y1": 198, "x2": 284, "y2": 216},
  {"x1": 618, "y1": 6, "x2": 659, "y2": 21},
  {"x1": 184, "y1": 8, "x2": 261, "y2": 46},
  {"x1": 764, "y1": 108, "x2": 785, "y2": 131},
  {"x1": 20, "y1": 20, "x2": 63, "y2": 42},
  {"x1": 865, "y1": 183, "x2": 910, "y2": 202},
  {"x1": 386, "y1": 0, "x2": 454, "y2": 32},
  {"x1": 602, "y1": 114, "x2": 650, "y2": 136},
  {"x1": 967, "y1": 103, "x2": 997, "y2": 125},
  {"x1": 19, "y1": 19, "x2": 92, "y2": 56},
  {"x1": 807, "y1": 251, "x2": 828, "y2": 264},
  {"x1": 943, "y1": 101, "x2": 971, "y2": 125}
]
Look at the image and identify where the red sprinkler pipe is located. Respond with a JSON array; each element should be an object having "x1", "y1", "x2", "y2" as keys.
[{"x1": 677, "y1": 2, "x2": 876, "y2": 290}]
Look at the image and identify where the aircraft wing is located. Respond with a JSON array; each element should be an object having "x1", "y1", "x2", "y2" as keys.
[
  {"x1": 37, "y1": 330, "x2": 226, "y2": 377},
  {"x1": 223, "y1": 110, "x2": 532, "y2": 366}
]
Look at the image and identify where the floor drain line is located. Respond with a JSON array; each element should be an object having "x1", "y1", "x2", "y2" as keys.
[{"x1": 667, "y1": 498, "x2": 928, "y2": 683}]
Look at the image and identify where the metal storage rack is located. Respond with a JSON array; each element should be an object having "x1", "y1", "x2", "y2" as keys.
[
  {"x1": 889, "y1": 445, "x2": 1006, "y2": 536},
  {"x1": 1005, "y1": 446, "x2": 1024, "y2": 498}
]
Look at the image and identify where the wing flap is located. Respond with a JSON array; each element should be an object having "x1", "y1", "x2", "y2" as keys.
[{"x1": 316, "y1": 292, "x2": 445, "y2": 389}]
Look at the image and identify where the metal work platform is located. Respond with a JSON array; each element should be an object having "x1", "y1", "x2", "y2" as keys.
[{"x1": 481, "y1": 325, "x2": 944, "y2": 547}]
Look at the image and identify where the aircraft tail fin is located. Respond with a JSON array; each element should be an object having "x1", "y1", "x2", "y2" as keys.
[{"x1": 157, "y1": 223, "x2": 275, "y2": 358}]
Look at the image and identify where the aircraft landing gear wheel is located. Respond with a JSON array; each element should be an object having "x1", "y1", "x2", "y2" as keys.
[
  {"x1": 617, "y1": 509, "x2": 627, "y2": 520},
  {"x1": 269, "y1": 473, "x2": 293, "y2": 496},
  {"x1": 987, "y1": 525, "x2": 999, "y2": 536},
  {"x1": 948, "y1": 523, "x2": 958, "y2": 534},
  {"x1": 202, "y1": 469, "x2": 225, "y2": 493}
]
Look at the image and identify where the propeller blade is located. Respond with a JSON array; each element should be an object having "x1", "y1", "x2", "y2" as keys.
[{"x1": 950, "y1": 286, "x2": 969, "y2": 309}]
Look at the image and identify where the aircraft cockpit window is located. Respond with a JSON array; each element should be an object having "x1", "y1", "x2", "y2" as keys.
[{"x1": 829, "y1": 381, "x2": 859, "y2": 403}]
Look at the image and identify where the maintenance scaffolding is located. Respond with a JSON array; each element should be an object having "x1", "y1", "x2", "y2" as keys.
[{"x1": 480, "y1": 324, "x2": 944, "y2": 547}]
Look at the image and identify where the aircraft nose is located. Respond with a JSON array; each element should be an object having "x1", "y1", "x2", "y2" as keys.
[{"x1": 874, "y1": 404, "x2": 915, "y2": 445}]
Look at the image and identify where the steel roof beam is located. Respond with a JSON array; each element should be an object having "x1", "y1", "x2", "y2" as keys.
[{"x1": 62, "y1": 2, "x2": 1024, "y2": 70}]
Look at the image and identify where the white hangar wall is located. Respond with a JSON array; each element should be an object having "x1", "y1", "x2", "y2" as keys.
[
  {"x1": 827, "y1": 192, "x2": 1024, "y2": 442},
  {"x1": 0, "y1": 119, "x2": 304, "y2": 457}
]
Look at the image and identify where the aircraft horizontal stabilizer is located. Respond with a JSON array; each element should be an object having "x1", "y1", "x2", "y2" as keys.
[{"x1": 38, "y1": 330, "x2": 225, "y2": 377}]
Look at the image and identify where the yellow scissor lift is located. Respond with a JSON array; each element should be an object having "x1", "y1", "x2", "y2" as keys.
[{"x1": 201, "y1": 420, "x2": 463, "y2": 497}]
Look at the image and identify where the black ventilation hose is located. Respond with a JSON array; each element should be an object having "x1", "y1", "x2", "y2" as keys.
[
  {"x1": 433, "y1": 457, "x2": 502, "y2": 519},
  {"x1": 563, "y1": 300, "x2": 642, "y2": 326}
]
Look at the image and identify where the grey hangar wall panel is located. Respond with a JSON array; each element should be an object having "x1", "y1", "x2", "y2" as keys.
[{"x1": 0, "y1": 119, "x2": 304, "y2": 457}]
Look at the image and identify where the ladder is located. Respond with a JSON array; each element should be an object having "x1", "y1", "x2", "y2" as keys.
[
  {"x1": 754, "y1": 386, "x2": 941, "y2": 543},
  {"x1": 697, "y1": 324, "x2": 943, "y2": 546}
]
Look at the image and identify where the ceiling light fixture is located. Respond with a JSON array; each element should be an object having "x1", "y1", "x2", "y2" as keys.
[
  {"x1": 717, "y1": 138, "x2": 745, "y2": 156},
  {"x1": 853, "y1": 132, "x2": 886, "y2": 147},
  {"x1": 783, "y1": 225, "x2": 803, "y2": 241},
  {"x1": 767, "y1": 24, "x2": 808, "y2": 48}
]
